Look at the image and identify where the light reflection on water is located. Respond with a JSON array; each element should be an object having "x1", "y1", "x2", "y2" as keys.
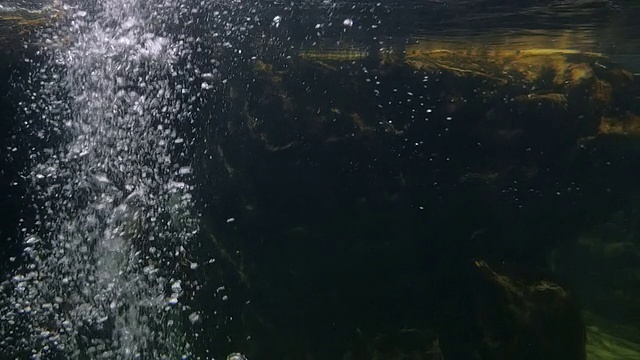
[{"x1": 292, "y1": 1, "x2": 640, "y2": 72}]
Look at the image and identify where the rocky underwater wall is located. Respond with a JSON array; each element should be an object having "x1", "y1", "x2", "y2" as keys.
[{"x1": 193, "y1": 39, "x2": 640, "y2": 359}]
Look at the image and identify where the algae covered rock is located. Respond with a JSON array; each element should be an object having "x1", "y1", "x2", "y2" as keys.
[
  {"x1": 585, "y1": 311, "x2": 640, "y2": 360},
  {"x1": 235, "y1": 33, "x2": 638, "y2": 158},
  {"x1": 598, "y1": 113, "x2": 640, "y2": 136},
  {"x1": 0, "y1": 5, "x2": 58, "y2": 47},
  {"x1": 403, "y1": 42, "x2": 605, "y2": 87},
  {"x1": 193, "y1": 17, "x2": 640, "y2": 360},
  {"x1": 474, "y1": 260, "x2": 586, "y2": 360},
  {"x1": 550, "y1": 209, "x2": 640, "y2": 331}
]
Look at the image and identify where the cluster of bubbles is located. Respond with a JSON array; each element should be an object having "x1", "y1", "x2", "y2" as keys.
[
  {"x1": 0, "y1": 0, "x2": 205, "y2": 358},
  {"x1": 0, "y1": 0, "x2": 351, "y2": 358}
]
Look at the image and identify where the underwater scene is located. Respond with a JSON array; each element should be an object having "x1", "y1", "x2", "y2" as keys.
[{"x1": 1, "y1": 0, "x2": 640, "y2": 359}]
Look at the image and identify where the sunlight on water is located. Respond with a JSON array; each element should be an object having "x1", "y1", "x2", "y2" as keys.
[{"x1": 0, "y1": 0, "x2": 203, "y2": 358}]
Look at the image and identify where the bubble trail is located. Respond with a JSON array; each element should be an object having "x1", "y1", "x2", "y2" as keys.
[{"x1": 1, "y1": 0, "x2": 200, "y2": 358}]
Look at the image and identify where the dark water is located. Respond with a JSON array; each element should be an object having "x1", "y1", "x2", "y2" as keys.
[
  {"x1": 189, "y1": 1, "x2": 640, "y2": 359},
  {"x1": 2, "y1": 1, "x2": 640, "y2": 359}
]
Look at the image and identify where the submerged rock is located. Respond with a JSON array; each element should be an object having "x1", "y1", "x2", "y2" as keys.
[
  {"x1": 599, "y1": 113, "x2": 640, "y2": 136},
  {"x1": 0, "y1": 4, "x2": 57, "y2": 47},
  {"x1": 551, "y1": 211, "x2": 640, "y2": 331},
  {"x1": 474, "y1": 260, "x2": 586, "y2": 360},
  {"x1": 584, "y1": 311, "x2": 640, "y2": 360},
  {"x1": 197, "y1": 30, "x2": 640, "y2": 360}
]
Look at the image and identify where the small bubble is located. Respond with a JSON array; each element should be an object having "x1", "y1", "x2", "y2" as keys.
[
  {"x1": 272, "y1": 15, "x2": 282, "y2": 28},
  {"x1": 227, "y1": 353, "x2": 247, "y2": 360},
  {"x1": 25, "y1": 235, "x2": 40, "y2": 245},
  {"x1": 201, "y1": 72, "x2": 217, "y2": 80},
  {"x1": 188, "y1": 312, "x2": 201, "y2": 324}
]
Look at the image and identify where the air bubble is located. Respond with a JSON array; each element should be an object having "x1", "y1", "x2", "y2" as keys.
[
  {"x1": 272, "y1": 15, "x2": 282, "y2": 28},
  {"x1": 188, "y1": 312, "x2": 201, "y2": 324}
]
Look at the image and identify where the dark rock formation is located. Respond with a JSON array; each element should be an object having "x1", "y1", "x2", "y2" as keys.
[
  {"x1": 474, "y1": 260, "x2": 585, "y2": 360},
  {"x1": 190, "y1": 36, "x2": 640, "y2": 359}
]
